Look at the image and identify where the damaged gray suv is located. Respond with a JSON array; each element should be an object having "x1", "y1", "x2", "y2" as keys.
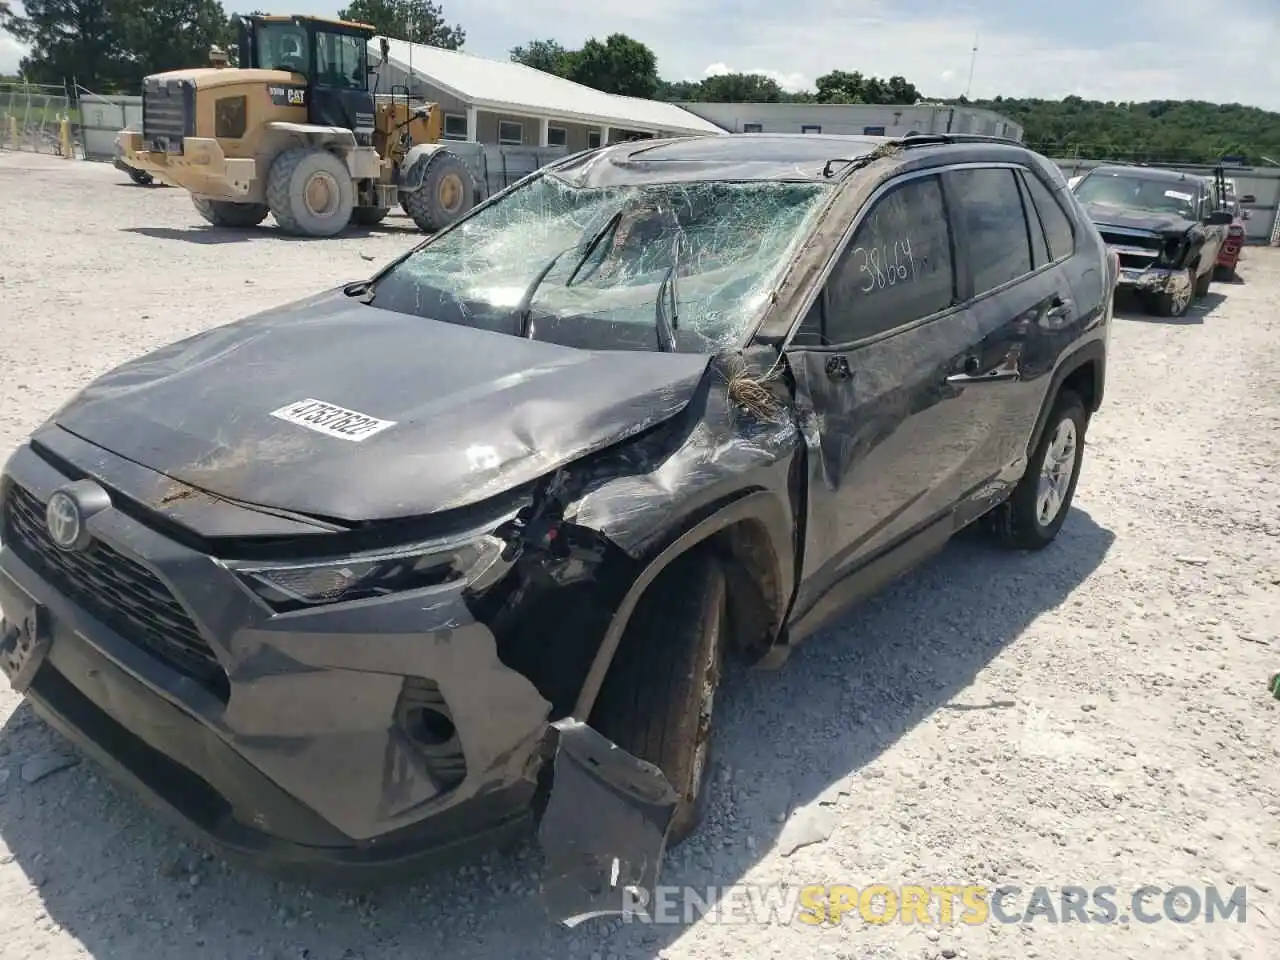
[{"x1": 0, "y1": 133, "x2": 1113, "y2": 923}]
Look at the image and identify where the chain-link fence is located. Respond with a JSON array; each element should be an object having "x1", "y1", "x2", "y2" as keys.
[{"x1": 0, "y1": 81, "x2": 75, "y2": 155}]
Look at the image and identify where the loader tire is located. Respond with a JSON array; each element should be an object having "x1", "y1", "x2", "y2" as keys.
[
  {"x1": 266, "y1": 147, "x2": 355, "y2": 237},
  {"x1": 192, "y1": 197, "x2": 269, "y2": 228},
  {"x1": 402, "y1": 152, "x2": 475, "y2": 233},
  {"x1": 350, "y1": 206, "x2": 389, "y2": 227}
]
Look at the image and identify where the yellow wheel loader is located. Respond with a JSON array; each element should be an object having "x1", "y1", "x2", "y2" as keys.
[{"x1": 117, "y1": 14, "x2": 478, "y2": 237}]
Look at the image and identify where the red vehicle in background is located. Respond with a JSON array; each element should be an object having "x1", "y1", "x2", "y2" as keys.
[{"x1": 1212, "y1": 168, "x2": 1253, "y2": 280}]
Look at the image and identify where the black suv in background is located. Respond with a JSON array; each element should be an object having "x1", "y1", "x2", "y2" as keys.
[
  {"x1": 1, "y1": 133, "x2": 1113, "y2": 924},
  {"x1": 1071, "y1": 164, "x2": 1232, "y2": 317}
]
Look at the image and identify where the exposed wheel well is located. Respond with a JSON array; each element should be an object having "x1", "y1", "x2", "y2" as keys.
[
  {"x1": 1061, "y1": 360, "x2": 1099, "y2": 415},
  {"x1": 585, "y1": 518, "x2": 785, "y2": 726}
]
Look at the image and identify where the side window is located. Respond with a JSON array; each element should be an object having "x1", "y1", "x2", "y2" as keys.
[
  {"x1": 1017, "y1": 174, "x2": 1050, "y2": 268},
  {"x1": 821, "y1": 175, "x2": 955, "y2": 343},
  {"x1": 948, "y1": 168, "x2": 1032, "y2": 295},
  {"x1": 1021, "y1": 171, "x2": 1075, "y2": 262}
]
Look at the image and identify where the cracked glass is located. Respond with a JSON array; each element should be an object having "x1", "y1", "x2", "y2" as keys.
[{"x1": 369, "y1": 173, "x2": 831, "y2": 352}]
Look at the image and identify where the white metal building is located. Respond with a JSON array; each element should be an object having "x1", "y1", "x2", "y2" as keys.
[
  {"x1": 369, "y1": 38, "x2": 725, "y2": 152},
  {"x1": 674, "y1": 101, "x2": 1024, "y2": 142}
]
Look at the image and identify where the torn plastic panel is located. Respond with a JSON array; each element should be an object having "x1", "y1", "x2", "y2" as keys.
[
  {"x1": 566, "y1": 349, "x2": 802, "y2": 558},
  {"x1": 366, "y1": 173, "x2": 831, "y2": 354},
  {"x1": 538, "y1": 719, "x2": 679, "y2": 927}
]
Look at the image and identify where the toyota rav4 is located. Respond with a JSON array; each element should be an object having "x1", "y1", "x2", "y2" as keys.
[{"x1": 0, "y1": 133, "x2": 1113, "y2": 924}]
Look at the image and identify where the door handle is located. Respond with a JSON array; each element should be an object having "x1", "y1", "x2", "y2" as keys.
[
  {"x1": 1046, "y1": 295, "x2": 1073, "y2": 320},
  {"x1": 825, "y1": 355, "x2": 852, "y2": 381},
  {"x1": 946, "y1": 352, "x2": 1020, "y2": 384}
]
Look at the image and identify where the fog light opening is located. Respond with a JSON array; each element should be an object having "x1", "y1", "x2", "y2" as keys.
[{"x1": 411, "y1": 707, "x2": 457, "y2": 747}]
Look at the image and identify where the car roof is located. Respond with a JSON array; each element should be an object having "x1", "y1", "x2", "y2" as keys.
[
  {"x1": 552, "y1": 133, "x2": 1045, "y2": 187},
  {"x1": 1087, "y1": 165, "x2": 1204, "y2": 186}
]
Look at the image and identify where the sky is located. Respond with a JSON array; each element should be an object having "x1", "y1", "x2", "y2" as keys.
[{"x1": 3, "y1": 0, "x2": 1278, "y2": 110}]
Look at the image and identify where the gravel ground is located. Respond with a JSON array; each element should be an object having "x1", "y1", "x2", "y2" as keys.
[{"x1": 0, "y1": 151, "x2": 1277, "y2": 960}]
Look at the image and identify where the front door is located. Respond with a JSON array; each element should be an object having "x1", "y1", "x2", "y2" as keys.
[{"x1": 785, "y1": 171, "x2": 992, "y2": 624}]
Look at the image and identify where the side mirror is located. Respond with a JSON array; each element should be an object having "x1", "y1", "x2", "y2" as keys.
[
  {"x1": 1242, "y1": 210, "x2": 1252, "y2": 220},
  {"x1": 1240, "y1": 194, "x2": 1255, "y2": 204},
  {"x1": 1205, "y1": 210, "x2": 1233, "y2": 226}
]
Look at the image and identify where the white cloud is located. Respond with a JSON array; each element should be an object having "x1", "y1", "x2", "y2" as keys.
[
  {"x1": 456, "y1": 0, "x2": 1280, "y2": 111},
  {"x1": 702, "y1": 61, "x2": 810, "y2": 93},
  {"x1": 0, "y1": 34, "x2": 27, "y2": 76}
]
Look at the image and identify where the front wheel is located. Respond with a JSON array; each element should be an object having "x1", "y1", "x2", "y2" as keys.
[
  {"x1": 590, "y1": 549, "x2": 727, "y2": 844},
  {"x1": 266, "y1": 147, "x2": 355, "y2": 237},
  {"x1": 988, "y1": 389, "x2": 1087, "y2": 550},
  {"x1": 1193, "y1": 265, "x2": 1212, "y2": 297}
]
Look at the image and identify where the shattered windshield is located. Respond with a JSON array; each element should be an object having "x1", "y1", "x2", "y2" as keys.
[
  {"x1": 1074, "y1": 173, "x2": 1198, "y2": 219},
  {"x1": 367, "y1": 174, "x2": 831, "y2": 353}
]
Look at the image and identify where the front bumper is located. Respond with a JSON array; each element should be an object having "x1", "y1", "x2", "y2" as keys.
[
  {"x1": 1113, "y1": 261, "x2": 1186, "y2": 294},
  {"x1": 0, "y1": 438, "x2": 676, "y2": 923}
]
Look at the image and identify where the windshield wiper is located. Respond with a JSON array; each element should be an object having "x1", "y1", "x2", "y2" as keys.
[
  {"x1": 564, "y1": 209, "x2": 623, "y2": 288},
  {"x1": 653, "y1": 238, "x2": 681, "y2": 353},
  {"x1": 515, "y1": 248, "x2": 570, "y2": 338}
]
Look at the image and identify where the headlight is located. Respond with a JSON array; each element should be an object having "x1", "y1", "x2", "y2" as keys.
[{"x1": 227, "y1": 534, "x2": 506, "y2": 613}]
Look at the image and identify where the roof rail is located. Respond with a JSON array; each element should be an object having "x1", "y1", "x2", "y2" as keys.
[{"x1": 896, "y1": 133, "x2": 1025, "y2": 148}]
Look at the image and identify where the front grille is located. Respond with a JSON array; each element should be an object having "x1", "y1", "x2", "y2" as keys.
[
  {"x1": 142, "y1": 78, "x2": 195, "y2": 153},
  {"x1": 3, "y1": 483, "x2": 229, "y2": 701}
]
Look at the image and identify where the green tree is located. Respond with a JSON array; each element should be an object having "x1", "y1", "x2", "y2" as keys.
[
  {"x1": 565, "y1": 33, "x2": 658, "y2": 98},
  {"x1": 113, "y1": 0, "x2": 235, "y2": 88},
  {"x1": 969, "y1": 97, "x2": 1280, "y2": 165},
  {"x1": 1, "y1": 0, "x2": 120, "y2": 88},
  {"x1": 509, "y1": 38, "x2": 572, "y2": 76},
  {"x1": 815, "y1": 69, "x2": 865, "y2": 103},
  {"x1": 336, "y1": 0, "x2": 463, "y2": 49},
  {"x1": 697, "y1": 72, "x2": 783, "y2": 103}
]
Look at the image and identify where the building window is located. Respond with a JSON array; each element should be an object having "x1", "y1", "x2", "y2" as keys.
[
  {"x1": 587, "y1": 130, "x2": 602, "y2": 149},
  {"x1": 547, "y1": 125, "x2": 567, "y2": 147},
  {"x1": 801, "y1": 124, "x2": 821, "y2": 134},
  {"x1": 863, "y1": 125, "x2": 885, "y2": 135},
  {"x1": 743, "y1": 122, "x2": 763, "y2": 133},
  {"x1": 498, "y1": 120, "x2": 524, "y2": 145},
  {"x1": 442, "y1": 113, "x2": 468, "y2": 141}
]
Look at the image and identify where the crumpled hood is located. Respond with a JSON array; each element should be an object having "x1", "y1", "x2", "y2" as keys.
[
  {"x1": 53, "y1": 289, "x2": 711, "y2": 522},
  {"x1": 1083, "y1": 202, "x2": 1195, "y2": 236}
]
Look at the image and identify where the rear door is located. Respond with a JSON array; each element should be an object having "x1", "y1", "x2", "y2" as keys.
[
  {"x1": 941, "y1": 165, "x2": 1074, "y2": 496},
  {"x1": 785, "y1": 170, "x2": 987, "y2": 620}
]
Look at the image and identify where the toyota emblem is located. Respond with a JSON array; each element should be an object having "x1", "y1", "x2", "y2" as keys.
[{"x1": 45, "y1": 490, "x2": 83, "y2": 551}]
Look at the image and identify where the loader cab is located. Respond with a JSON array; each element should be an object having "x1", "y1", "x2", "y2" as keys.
[{"x1": 234, "y1": 14, "x2": 376, "y2": 145}]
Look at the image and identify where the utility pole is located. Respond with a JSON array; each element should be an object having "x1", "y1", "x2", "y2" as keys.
[{"x1": 963, "y1": 31, "x2": 978, "y2": 99}]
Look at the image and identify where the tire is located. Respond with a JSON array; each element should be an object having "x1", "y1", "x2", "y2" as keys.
[
  {"x1": 988, "y1": 389, "x2": 1088, "y2": 550},
  {"x1": 402, "y1": 151, "x2": 476, "y2": 233},
  {"x1": 191, "y1": 196, "x2": 269, "y2": 228},
  {"x1": 590, "y1": 549, "x2": 727, "y2": 845},
  {"x1": 1142, "y1": 266, "x2": 1194, "y2": 317},
  {"x1": 266, "y1": 147, "x2": 355, "y2": 237},
  {"x1": 350, "y1": 206, "x2": 389, "y2": 227},
  {"x1": 129, "y1": 169, "x2": 153, "y2": 186},
  {"x1": 1193, "y1": 264, "x2": 1212, "y2": 297}
]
